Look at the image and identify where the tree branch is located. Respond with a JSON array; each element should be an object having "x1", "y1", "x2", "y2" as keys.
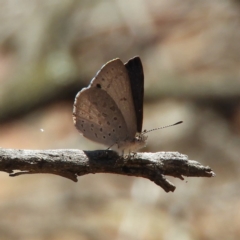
[{"x1": 0, "y1": 148, "x2": 215, "y2": 192}]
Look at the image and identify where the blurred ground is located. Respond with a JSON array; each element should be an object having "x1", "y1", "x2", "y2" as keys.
[{"x1": 1, "y1": 0, "x2": 240, "y2": 239}]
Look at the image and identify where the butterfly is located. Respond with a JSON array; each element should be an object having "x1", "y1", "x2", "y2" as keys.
[{"x1": 73, "y1": 56, "x2": 147, "y2": 154}]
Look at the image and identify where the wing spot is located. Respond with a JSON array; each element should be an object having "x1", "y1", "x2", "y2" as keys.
[
  {"x1": 103, "y1": 136, "x2": 106, "y2": 139},
  {"x1": 118, "y1": 125, "x2": 122, "y2": 129},
  {"x1": 96, "y1": 84, "x2": 101, "y2": 88},
  {"x1": 120, "y1": 97, "x2": 127, "y2": 101},
  {"x1": 113, "y1": 117, "x2": 117, "y2": 121},
  {"x1": 110, "y1": 106, "x2": 116, "y2": 111},
  {"x1": 112, "y1": 129, "x2": 115, "y2": 132},
  {"x1": 108, "y1": 133, "x2": 111, "y2": 136},
  {"x1": 102, "y1": 113, "x2": 108, "y2": 117},
  {"x1": 91, "y1": 124, "x2": 94, "y2": 127},
  {"x1": 95, "y1": 133, "x2": 98, "y2": 138},
  {"x1": 102, "y1": 78, "x2": 105, "y2": 81},
  {"x1": 100, "y1": 128, "x2": 103, "y2": 132}
]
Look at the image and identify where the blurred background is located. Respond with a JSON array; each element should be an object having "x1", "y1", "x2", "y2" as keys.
[{"x1": 0, "y1": 0, "x2": 240, "y2": 239}]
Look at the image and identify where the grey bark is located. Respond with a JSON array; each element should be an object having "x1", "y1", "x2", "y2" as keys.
[{"x1": 0, "y1": 149, "x2": 215, "y2": 192}]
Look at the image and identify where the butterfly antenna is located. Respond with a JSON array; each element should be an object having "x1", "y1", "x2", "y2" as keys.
[{"x1": 143, "y1": 121, "x2": 183, "y2": 134}]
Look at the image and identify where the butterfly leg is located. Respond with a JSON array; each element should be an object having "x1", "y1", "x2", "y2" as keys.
[
  {"x1": 130, "y1": 152, "x2": 137, "y2": 158},
  {"x1": 107, "y1": 143, "x2": 115, "y2": 150}
]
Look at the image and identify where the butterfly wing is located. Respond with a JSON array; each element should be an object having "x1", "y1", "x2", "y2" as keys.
[
  {"x1": 73, "y1": 87, "x2": 129, "y2": 146},
  {"x1": 89, "y1": 59, "x2": 137, "y2": 139},
  {"x1": 125, "y1": 56, "x2": 144, "y2": 133}
]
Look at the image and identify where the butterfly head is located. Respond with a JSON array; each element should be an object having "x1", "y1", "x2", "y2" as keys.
[
  {"x1": 111, "y1": 132, "x2": 147, "y2": 155},
  {"x1": 135, "y1": 132, "x2": 148, "y2": 146}
]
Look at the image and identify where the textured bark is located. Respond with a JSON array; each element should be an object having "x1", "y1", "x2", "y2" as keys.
[{"x1": 0, "y1": 149, "x2": 215, "y2": 192}]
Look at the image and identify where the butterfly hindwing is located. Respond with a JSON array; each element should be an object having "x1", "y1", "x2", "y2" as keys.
[{"x1": 73, "y1": 87, "x2": 129, "y2": 146}]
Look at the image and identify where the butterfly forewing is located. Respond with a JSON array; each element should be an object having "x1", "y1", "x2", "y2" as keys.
[
  {"x1": 124, "y1": 56, "x2": 144, "y2": 133},
  {"x1": 89, "y1": 59, "x2": 137, "y2": 139}
]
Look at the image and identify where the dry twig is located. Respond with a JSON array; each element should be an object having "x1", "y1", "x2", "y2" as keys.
[{"x1": 0, "y1": 148, "x2": 215, "y2": 192}]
